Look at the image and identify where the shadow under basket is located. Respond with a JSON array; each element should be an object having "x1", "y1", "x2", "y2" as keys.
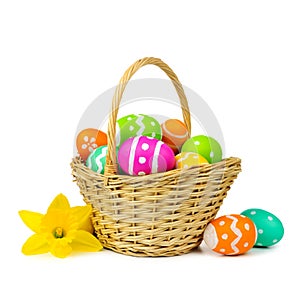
[
  {"x1": 71, "y1": 156, "x2": 241, "y2": 257},
  {"x1": 71, "y1": 57, "x2": 241, "y2": 257}
]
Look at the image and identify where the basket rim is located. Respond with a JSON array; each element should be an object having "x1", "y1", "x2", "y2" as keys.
[{"x1": 71, "y1": 155, "x2": 241, "y2": 182}]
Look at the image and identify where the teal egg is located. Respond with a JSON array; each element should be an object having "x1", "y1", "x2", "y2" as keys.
[
  {"x1": 241, "y1": 208, "x2": 284, "y2": 247},
  {"x1": 181, "y1": 135, "x2": 222, "y2": 163},
  {"x1": 116, "y1": 114, "x2": 162, "y2": 148},
  {"x1": 86, "y1": 145, "x2": 108, "y2": 174}
]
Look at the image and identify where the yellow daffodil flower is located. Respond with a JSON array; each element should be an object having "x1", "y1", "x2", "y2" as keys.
[{"x1": 19, "y1": 193, "x2": 103, "y2": 258}]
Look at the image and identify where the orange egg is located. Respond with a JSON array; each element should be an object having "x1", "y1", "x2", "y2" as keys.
[
  {"x1": 76, "y1": 128, "x2": 107, "y2": 162},
  {"x1": 161, "y1": 119, "x2": 189, "y2": 154},
  {"x1": 203, "y1": 214, "x2": 257, "y2": 255},
  {"x1": 175, "y1": 152, "x2": 208, "y2": 169}
]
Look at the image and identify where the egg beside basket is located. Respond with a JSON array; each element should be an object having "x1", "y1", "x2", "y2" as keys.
[{"x1": 71, "y1": 57, "x2": 241, "y2": 257}]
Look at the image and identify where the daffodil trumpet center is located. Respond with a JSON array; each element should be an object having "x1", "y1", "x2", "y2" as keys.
[{"x1": 53, "y1": 227, "x2": 64, "y2": 238}]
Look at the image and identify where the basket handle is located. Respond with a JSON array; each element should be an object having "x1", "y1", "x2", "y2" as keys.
[{"x1": 105, "y1": 57, "x2": 191, "y2": 175}]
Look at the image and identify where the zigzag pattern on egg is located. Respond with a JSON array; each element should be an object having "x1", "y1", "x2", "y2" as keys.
[
  {"x1": 226, "y1": 215, "x2": 243, "y2": 254},
  {"x1": 135, "y1": 115, "x2": 146, "y2": 136},
  {"x1": 94, "y1": 147, "x2": 108, "y2": 173},
  {"x1": 116, "y1": 114, "x2": 162, "y2": 148},
  {"x1": 86, "y1": 145, "x2": 108, "y2": 174},
  {"x1": 203, "y1": 214, "x2": 257, "y2": 255}
]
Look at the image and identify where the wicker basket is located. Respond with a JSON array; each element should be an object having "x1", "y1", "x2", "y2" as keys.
[{"x1": 71, "y1": 57, "x2": 241, "y2": 257}]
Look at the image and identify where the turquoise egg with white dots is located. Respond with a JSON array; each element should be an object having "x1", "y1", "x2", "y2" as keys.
[
  {"x1": 86, "y1": 145, "x2": 108, "y2": 174},
  {"x1": 181, "y1": 135, "x2": 222, "y2": 163},
  {"x1": 241, "y1": 208, "x2": 284, "y2": 247},
  {"x1": 116, "y1": 114, "x2": 162, "y2": 148}
]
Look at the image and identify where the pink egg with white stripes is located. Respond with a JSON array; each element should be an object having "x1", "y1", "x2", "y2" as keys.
[{"x1": 118, "y1": 136, "x2": 176, "y2": 175}]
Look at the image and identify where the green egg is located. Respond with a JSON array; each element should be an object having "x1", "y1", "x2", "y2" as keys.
[
  {"x1": 241, "y1": 208, "x2": 284, "y2": 247},
  {"x1": 116, "y1": 114, "x2": 162, "y2": 147},
  {"x1": 86, "y1": 145, "x2": 108, "y2": 174},
  {"x1": 117, "y1": 114, "x2": 137, "y2": 127},
  {"x1": 181, "y1": 135, "x2": 222, "y2": 163}
]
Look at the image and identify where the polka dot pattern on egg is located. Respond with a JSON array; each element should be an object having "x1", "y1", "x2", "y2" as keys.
[
  {"x1": 241, "y1": 208, "x2": 284, "y2": 247},
  {"x1": 181, "y1": 135, "x2": 222, "y2": 164},
  {"x1": 203, "y1": 214, "x2": 257, "y2": 255},
  {"x1": 118, "y1": 136, "x2": 175, "y2": 176}
]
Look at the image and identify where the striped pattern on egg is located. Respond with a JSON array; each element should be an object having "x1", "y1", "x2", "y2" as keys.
[
  {"x1": 203, "y1": 214, "x2": 257, "y2": 255},
  {"x1": 118, "y1": 136, "x2": 175, "y2": 175},
  {"x1": 116, "y1": 114, "x2": 162, "y2": 148},
  {"x1": 161, "y1": 119, "x2": 189, "y2": 154},
  {"x1": 86, "y1": 145, "x2": 108, "y2": 174}
]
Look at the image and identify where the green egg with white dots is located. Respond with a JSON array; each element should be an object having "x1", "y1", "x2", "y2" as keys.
[
  {"x1": 116, "y1": 114, "x2": 162, "y2": 148},
  {"x1": 241, "y1": 208, "x2": 284, "y2": 247},
  {"x1": 181, "y1": 135, "x2": 222, "y2": 163}
]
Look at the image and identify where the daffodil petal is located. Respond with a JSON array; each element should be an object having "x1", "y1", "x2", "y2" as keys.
[
  {"x1": 71, "y1": 230, "x2": 103, "y2": 252},
  {"x1": 79, "y1": 218, "x2": 94, "y2": 233},
  {"x1": 71, "y1": 205, "x2": 93, "y2": 233},
  {"x1": 19, "y1": 210, "x2": 43, "y2": 233},
  {"x1": 47, "y1": 193, "x2": 70, "y2": 212},
  {"x1": 71, "y1": 205, "x2": 92, "y2": 222},
  {"x1": 50, "y1": 238, "x2": 72, "y2": 258},
  {"x1": 22, "y1": 234, "x2": 50, "y2": 255}
]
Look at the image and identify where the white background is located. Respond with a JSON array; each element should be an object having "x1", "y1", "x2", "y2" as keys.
[{"x1": 0, "y1": 1, "x2": 299, "y2": 299}]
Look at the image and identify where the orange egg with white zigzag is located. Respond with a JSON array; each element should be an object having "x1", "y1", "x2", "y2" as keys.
[{"x1": 203, "y1": 214, "x2": 257, "y2": 255}]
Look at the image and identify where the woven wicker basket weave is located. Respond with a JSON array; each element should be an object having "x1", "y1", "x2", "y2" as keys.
[{"x1": 71, "y1": 57, "x2": 241, "y2": 257}]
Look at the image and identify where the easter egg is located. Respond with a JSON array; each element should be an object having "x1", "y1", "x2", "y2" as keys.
[
  {"x1": 181, "y1": 135, "x2": 222, "y2": 164},
  {"x1": 203, "y1": 214, "x2": 257, "y2": 255},
  {"x1": 175, "y1": 152, "x2": 208, "y2": 169},
  {"x1": 76, "y1": 128, "x2": 107, "y2": 162},
  {"x1": 241, "y1": 208, "x2": 284, "y2": 247},
  {"x1": 86, "y1": 145, "x2": 108, "y2": 174},
  {"x1": 116, "y1": 114, "x2": 162, "y2": 148},
  {"x1": 161, "y1": 119, "x2": 189, "y2": 154},
  {"x1": 118, "y1": 136, "x2": 175, "y2": 175},
  {"x1": 117, "y1": 114, "x2": 137, "y2": 127}
]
